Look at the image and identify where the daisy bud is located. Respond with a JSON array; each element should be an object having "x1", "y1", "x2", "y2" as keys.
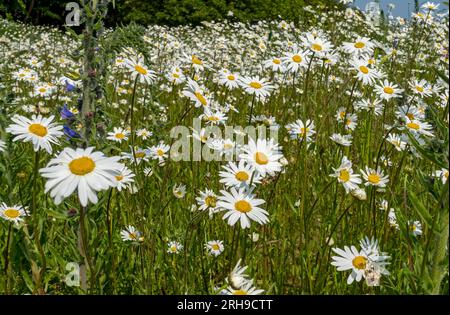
[{"x1": 351, "y1": 188, "x2": 367, "y2": 201}]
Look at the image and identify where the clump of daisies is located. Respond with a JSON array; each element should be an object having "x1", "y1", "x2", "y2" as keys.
[
  {"x1": 331, "y1": 236, "x2": 390, "y2": 286},
  {"x1": 218, "y1": 259, "x2": 264, "y2": 295}
]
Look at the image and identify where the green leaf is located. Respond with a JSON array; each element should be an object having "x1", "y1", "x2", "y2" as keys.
[{"x1": 408, "y1": 190, "x2": 433, "y2": 229}]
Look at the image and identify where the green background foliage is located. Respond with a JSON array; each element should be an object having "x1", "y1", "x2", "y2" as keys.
[{"x1": 0, "y1": 0, "x2": 343, "y2": 27}]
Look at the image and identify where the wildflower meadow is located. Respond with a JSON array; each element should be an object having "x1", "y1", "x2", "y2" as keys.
[{"x1": 0, "y1": 0, "x2": 448, "y2": 296}]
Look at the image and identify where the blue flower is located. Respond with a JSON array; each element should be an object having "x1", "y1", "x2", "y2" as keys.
[
  {"x1": 61, "y1": 104, "x2": 74, "y2": 119},
  {"x1": 63, "y1": 125, "x2": 80, "y2": 139}
]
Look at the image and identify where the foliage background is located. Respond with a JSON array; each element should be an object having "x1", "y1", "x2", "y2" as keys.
[{"x1": 0, "y1": 0, "x2": 343, "y2": 27}]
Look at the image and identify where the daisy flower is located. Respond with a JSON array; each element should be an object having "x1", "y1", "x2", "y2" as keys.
[
  {"x1": 375, "y1": 80, "x2": 404, "y2": 101},
  {"x1": 409, "y1": 220, "x2": 423, "y2": 236},
  {"x1": 263, "y1": 57, "x2": 285, "y2": 72},
  {"x1": 344, "y1": 113, "x2": 358, "y2": 131},
  {"x1": 330, "y1": 133, "x2": 353, "y2": 146},
  {"x1": 0, "y1": 203, "x2": 28, "y2": 223},
  {"x1": 331, "y1": 245, "x2": 370, "y2": 284},
  {"x1": 404, "y1": 118, "x2": 434, "y2": 137},
  {"x1": 354, "y1": 99, "x2": 384, "y2": 116},
  {"x1": 409, "y1": 79, "x2": 432, "y2": 97},
  {"x1": 166, "y1": 66, "x2": 185, "y2": 85},
  {"x1": 39, "y1": 147, "x2": 123, "y2": 207},
  {"x1": 330, "y1": 156, "x2": 362, "y2": 193},
  {"x1": 218, "y1": 72, "x2": 239, "y2": 90},
  {"x1": 183, "y1": 78, "x2": 210, "y2": 107},
  {"x1": 124, "y1": 55, "x2": 156, "y2": 85},
  {"x1": 223, "y1": 280, "x2": 264, "y2": 295},
  {"x1": 200, "y1": 108, "x2": 228, "y2": 125},
  {"x1": 217, "y1": 187, "x2": 268, "y2": 229},
  {"x1": 342, "y1": 37, "x2": 375, "y2": 56},
  {"x1": 360, "y1": 166, "x2": 389, "y2": 187},
  {"x1": 350, "y1": 58, "x2": 380, "y2": 85},
  {"x1": 137, "y1": 128, "x2": 153, "y2": 140},
  {"x1": 387, "y1": 133, "x2": 407, "y2": 151},
  {"x1": 120, "y1": 225, "x2": 144, "y2": 242},
  {"x1": 6, "y1": 114, "x2": 63, "y2": 154},
  {"x1": 239, "y1": 138, "x2": 283, "y2": 177},
  {"x1": 219, "y1": 160, "x2": 261, "y2": 188},
  {"x1": 281, "y1": 50, "x2": 309, "y2": 73},
  {"x1": 227, "y1": 259, "x2": 251, "y2": 289},
  {"x1": 285, "y1": 119, "x2": 316, "y2": 142},
  {"x1": 239, "y1": 76, "x2": 274, "y2": 98},
  {"x1": 114, "y1": 166, "x2": 135, "y2": 191},
  {"x1": 301, "y1": 32, "x2": 333, "y2": 55},
  {"x1": 122, "y1": 147, "x2": 150, "y2": 165},
  {"x1": 107, "y1": 127, "x2": 130, "y2": 143},
  {"x1": 167, "y1": 241, "x2": 183, "y2": 254},
  {"x1": 196, "y1": 189, "x2": 219, "y2": 217},
  {"x1": 149, "y1": 141, "x2": 170, "y2": 164},
  {"x1": 205, "y1": 240, "x2": 224, "y2": 256},
  {"x1": 434, "y1": 168, "x2": 449, "y2": 184},
  {"x1": 173, "y1": 183, "x2": 186, "y2": 199}
]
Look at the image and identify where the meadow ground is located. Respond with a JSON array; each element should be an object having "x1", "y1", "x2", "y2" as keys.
[{"x1": 0, "y1": 2, "x2": 448, "y2": 295}]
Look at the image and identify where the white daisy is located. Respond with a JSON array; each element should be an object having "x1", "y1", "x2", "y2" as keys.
[
  {"x1": 360, "y1": 166, "x2": 389, "y2": 187},
  {"x1": 0, "y1": 203, "x2": 28, "y2": 223},
  {"x1": 39, "y1": 147, "x2": 123, "y2": 207},
  {"x1": 6, "y1": 114, "x2": 63, "y2": 154},
  {"x1": 217, "y1": 187, "x2": 268, "y2": 229},
  {"x1": 107, "y1": 127, "x2": 130, "y2": 143},
  {"x1": 239, "y1": 138, "x2": 283, "y2": 177},
  {"x1": 120, "y1": 225, "x2": 144, "y2": 242},
  {"x1": 219, "y1": 160, "x2": 261, "y2": 188},
  {"x1": 330, "y1": 156, "x2": 362, "y2": 193},
  {"x1": 205, "y1": 240, "x2": 224, "y2": 257}
]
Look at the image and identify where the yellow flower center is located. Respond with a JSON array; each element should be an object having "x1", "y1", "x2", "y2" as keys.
[
  {"x1": 39, "y1": 87, "x2": 47, "y2": 93},
  {"x1": 195, "y1": 92, "x2": 208, "y2": 106},
  {"x1": 205, "y1": 196, "x2": 217, "y2": 207},
  {"x1": 28, "y1": 123, "x2": 48, "y2": 137},
  {"x1": 157, "y1": 149, "x2": 165, "y2": 156},
  {"x1": 292, "y1": 54, "x2": 302, "y2": 63},
  {"x1": 368, "y1": 59, "x2": 375, "y2": 65},
  {"x1": 235, "y1": 171, "x2": 249, "y2": 182},
  {"x1": 4, "y1": 209, "x2": 20, "y2": 219},
  {"x1": 173, "y1": 73, "x2": 180, "y2": 78},
  {"x1": 69, "y1": 157, "x2": 96, "y2": 176},
  {"x1": 192, "y1": 55, "x2": 203, "y2": 65},
  {"x1": 311, "y1": 43, "x2": 323, "y2": 51},
  {"x1": 233, "y1": 289, "x2": 248, "y2": 295},
  {"x1": 406, "y1": 113, "x2": 415, "y2": 120},
  {"x1": 249, "y1": 81, "x2": 262, "y2": 89},
  {"x1": 235, "y1": 200, "x2": 252, "y2": 213},
  {"x1": 254, "y1": 152, "x2": 269, "y2": 165},
  {"x1": 171, "y1": 245, "x2": 177, "y2": 252},
  {"x1": 134, "y1": 65, "x2": 148, "y2": 75},
  {"x1": 339, "y1": 111, "x2": 346, "y2": 119},
  {"x1": 115, "y1": 133, "x2": 125, "y2": 139},
  {"x1": 227, "y1": 75, "x2": 235, "y2": 81},
  {"x1": 339, "y1": 169, "x2": 350, "y2": 182},
  {"x1": 368, "y1": 173, "x2": 380, "y2": 184},
  {"x1": 129, "y1": 232, "x2": 137, "y2": 239},
  {"x1": 352, "y1": 256, "x2": 367, "y2": 270},
  {"x1": 135, "y1": 151, "x2": 146, "y2": 159},
  {"x1": 208, "y1": 116, "x2": 219, "y2": 121},
  {"x1": 115, "y1": 175, "x2": 124, "y2": 181},
  {"x1": 354, "y1": 41, "x2": 365, "y2": 49},
  {"x1": 383, "y1": 86, "x2": 394, "y2": 94},
  {"x1": 406, "y1": 122, "x2": 420, "y2": 130},
  {"x1": 273, "y1": 58, "x2": 281, "y2": 65},
  {"x1": 211, "y1": 244, "x2": 220, "y2": 251},
  {"x1": 415, "y1": 86, "x2": 424, "y2": 92},
  {"x1": 359, "y1": 66, "x2": 369, "y2": 74}
]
